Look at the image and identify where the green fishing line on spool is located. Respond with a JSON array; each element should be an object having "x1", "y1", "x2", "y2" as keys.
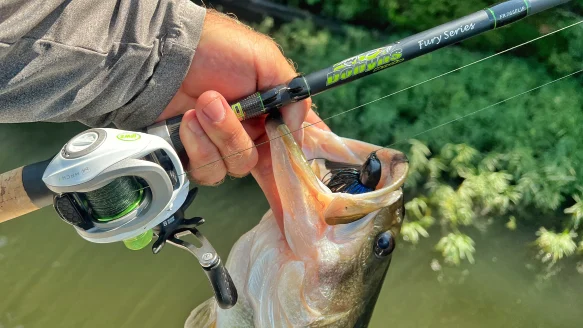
[
  {"x1": 83, "y1": 176, "x2": 144, "y2": 222},
  {"x1": 83, "y1": 176, "x2": 153, "y2": 250}
]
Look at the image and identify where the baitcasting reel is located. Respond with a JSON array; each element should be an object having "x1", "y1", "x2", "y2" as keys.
[{"x1": 42, "y1": 128, "x2": 237, "y2": 309}]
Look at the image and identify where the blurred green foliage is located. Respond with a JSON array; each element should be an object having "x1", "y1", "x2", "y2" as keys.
[
  {"x1": 534, "y1": 228, "x2": 578, "y2": 263},
  {"x1": 403, "y1": 139, "x2": 582, "y2": 268},
  {"x1": 274, "y1": 0, "x2": 583, "y2": 76},
  {"x1": 253, "y1": 16, "x2": 583, "y2": 268}
]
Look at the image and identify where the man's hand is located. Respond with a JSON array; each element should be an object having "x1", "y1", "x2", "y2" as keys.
[{"x1": 157, "y1": 10, "x2": 329, "y2": 226}]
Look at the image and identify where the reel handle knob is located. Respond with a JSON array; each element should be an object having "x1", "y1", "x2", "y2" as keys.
[{"x1": 203, "y1": 259, "x2": 238, "y2": 309}]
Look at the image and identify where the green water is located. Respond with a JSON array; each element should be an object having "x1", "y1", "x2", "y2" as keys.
[{"x1": 0, "y1": 123, "x2": 581, "y2": 328}]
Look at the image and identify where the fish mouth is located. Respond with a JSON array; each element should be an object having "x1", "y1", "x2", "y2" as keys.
[{"x1": 265, "y1": 113, "x2": 408, "y2": 225}]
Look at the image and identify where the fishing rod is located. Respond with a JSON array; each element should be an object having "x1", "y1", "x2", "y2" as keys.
[
  {"x1": 155, "y1": 0, "x2": 572, "y2": 152},
  {"x1": 0, "y1": 0, "x2": 572, "y2": 309}
]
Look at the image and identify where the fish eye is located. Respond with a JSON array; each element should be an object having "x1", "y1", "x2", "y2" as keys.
[{"x1": 374, "y1": 231, "x2": 395, "y2": 258}]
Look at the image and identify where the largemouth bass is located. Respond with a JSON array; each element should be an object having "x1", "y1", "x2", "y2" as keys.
[{"x1": 186, "y1": 115, "x2": 408, "y2": 327}]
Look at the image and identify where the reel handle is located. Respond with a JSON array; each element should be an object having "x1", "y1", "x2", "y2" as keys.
[
  {"x1": 153, "y1": 188, "x2": 239, "y2": 309},
  {"x1": 164, "y1": 227, "x2": 239, "y2": 310}
]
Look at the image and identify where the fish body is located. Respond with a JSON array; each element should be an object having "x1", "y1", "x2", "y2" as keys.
[{"x1": 186, "y1": 117, "x2": 408, "y2": 328}]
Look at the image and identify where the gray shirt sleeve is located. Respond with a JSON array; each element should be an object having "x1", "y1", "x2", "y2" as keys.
[{"x1": 0, "y1": 0, "x2": 206, "y2": 130}]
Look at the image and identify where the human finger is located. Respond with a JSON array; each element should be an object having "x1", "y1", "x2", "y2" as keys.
[
  {"x1": 196, "y1": 91, "x2": 258, "y2": 177},
  {"x1": 179, "y1": 109, "x2": 227, "y2": 185}
]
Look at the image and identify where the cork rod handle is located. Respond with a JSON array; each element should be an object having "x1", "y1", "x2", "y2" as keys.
[
  {"x1": 0, "y1": 159, "x2": 54, "y2": 223},
  {"x1": 0, "y1": 166, "x2": 40, "y2": 223}
]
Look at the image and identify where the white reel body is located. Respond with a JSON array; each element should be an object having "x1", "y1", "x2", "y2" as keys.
[{"x1": 42, "y1": 128, "x2": 189, "y2": 244}]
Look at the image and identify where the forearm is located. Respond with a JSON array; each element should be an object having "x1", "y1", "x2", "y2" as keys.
[{"x1": 0, "y1": 0, "x2": 206, "y2": 130}]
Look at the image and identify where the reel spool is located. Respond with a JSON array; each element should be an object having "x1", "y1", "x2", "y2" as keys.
[{"x1": 42, "y1": 128, "x2": 189, "y2": 248}]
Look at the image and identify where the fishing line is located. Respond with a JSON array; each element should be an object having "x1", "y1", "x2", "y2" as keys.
[
  {"x1": 130, "y1": 20, "x2": 582, "y2": 193},
  {"x1": 83, "y1": 176, "x2": 144, "y2": 221}
]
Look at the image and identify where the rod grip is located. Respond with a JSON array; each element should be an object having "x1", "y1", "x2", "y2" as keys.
[
  {"x1": 204, "y1": 259, "x2": 238, "y2": 309},
  {"x1": 0, "y1": 166, "x2": 40, "y2": 223},
  {"x1": 230, "y1": 93, "x2": 267, "y2": 121}
]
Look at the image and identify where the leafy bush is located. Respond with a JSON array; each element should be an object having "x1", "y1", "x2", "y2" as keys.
[
  {"x1": 273, "y1": 0, "x2": 583, "y2": 77},
  {"x1": 534, "y1": 228, "x2": 578, "y2": 264},
  {"x1": 403, "y1": 139, "x2": 583, "y2": 268},
  {"x1": 436, "y1": 233, "x2": 476, "y2": 265}
]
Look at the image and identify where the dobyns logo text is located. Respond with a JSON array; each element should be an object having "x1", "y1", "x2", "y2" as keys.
[
  {"x1": 116, "y1": 133, "x2": 141, "y2": 141},
  {"x1": 326, "y1": 45, "x2": 404, "y2": 86}
]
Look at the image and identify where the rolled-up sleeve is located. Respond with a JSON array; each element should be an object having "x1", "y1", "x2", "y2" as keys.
[{"x1": 0, "y1": 0, "x2": 206, "y2": 130}]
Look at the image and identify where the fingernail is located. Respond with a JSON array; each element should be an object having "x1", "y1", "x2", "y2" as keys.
[
  {"x1": 187, "y1": 114, "x2": 206, "y2": 137},
  {"x1": 201, "y1": 97, "x2": 225, "y2": 123}
]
